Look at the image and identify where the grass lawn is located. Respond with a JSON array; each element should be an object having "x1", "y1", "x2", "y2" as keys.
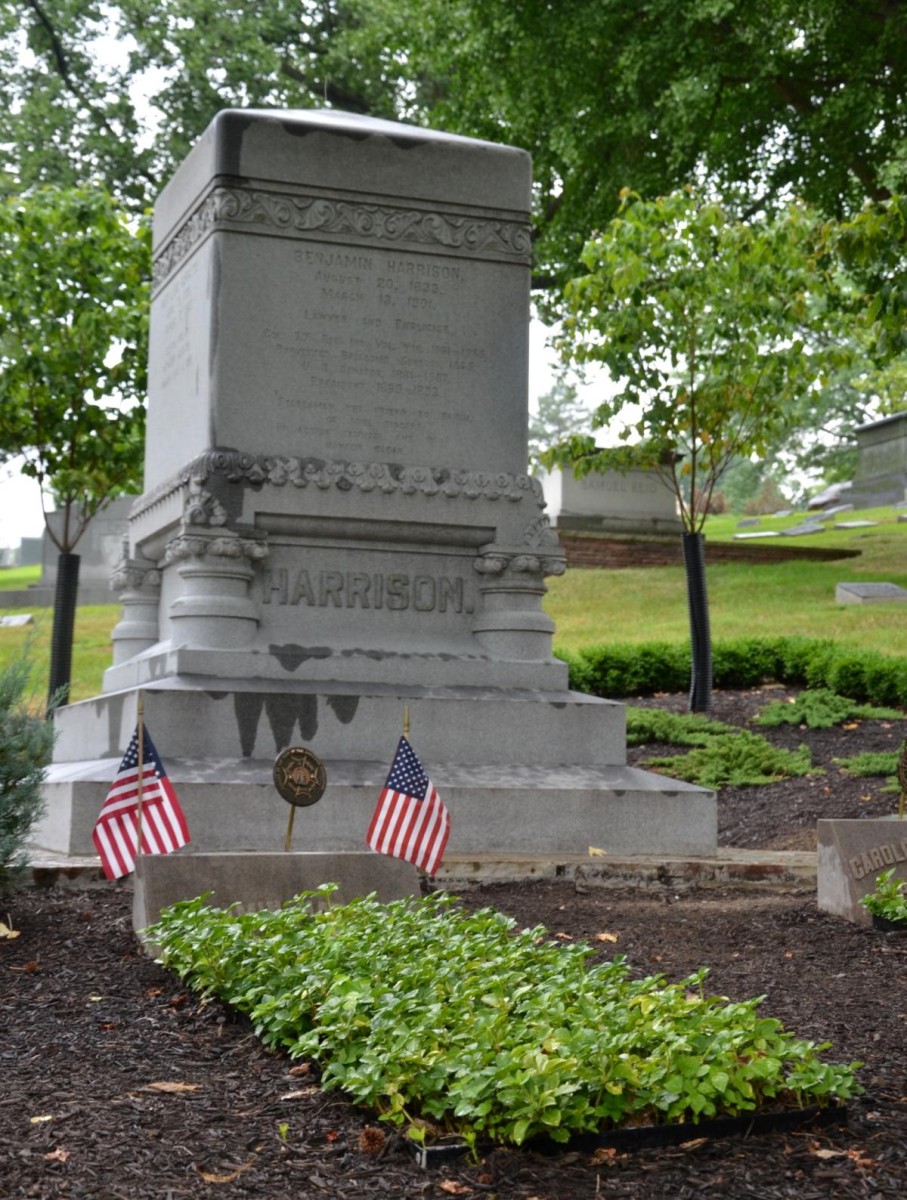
[{"x1": 2, "y1": 503, "x2": 907, "y2": 705}]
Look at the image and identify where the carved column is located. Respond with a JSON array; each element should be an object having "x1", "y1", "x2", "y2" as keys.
[
  {"x1": 164, "y1": 476, "x2": 269, "y2": 649},
  {"x1": 109, "y1": 554, "x2": 162, "y2": 665},
  {"x1": 472, "y1": 517, "x2": 566, "y2": 661}
]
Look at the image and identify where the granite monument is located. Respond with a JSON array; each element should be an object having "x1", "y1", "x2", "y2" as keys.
[{"x1": 38, "y1": 110, "x2": 715, "y2": 864}]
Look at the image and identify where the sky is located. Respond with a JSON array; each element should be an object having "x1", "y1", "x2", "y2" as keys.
[{"x1": 0, "y1": 320, "x2": 573, "y2": 550}]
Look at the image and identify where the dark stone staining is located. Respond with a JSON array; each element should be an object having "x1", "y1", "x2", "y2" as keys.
[
  {"x1": 265, "y1": 694, "x2": 318, "y2": 749},
  {"x1": 204, "y1": 692, "x2": 229, "y2": 700},
  {"x1": 548, "y1": 702, "x2": 567, "y2": 710},
  {"x1": 269, "y1": 644, "x2": 333, "y2": 671},
  {"x1": 234, "y1": 692, "x2": 265, "y2": 758},
  {"x1": 326, "y1": 694, "x2": 360, "y2": 725}
]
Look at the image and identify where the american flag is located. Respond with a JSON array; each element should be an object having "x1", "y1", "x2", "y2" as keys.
[
  {"x1": 92, "y1": 725, "x2": 190, "y2": 881},
  {"x1": 366, "y1": 736, "x2": 450, "y2": 875}
]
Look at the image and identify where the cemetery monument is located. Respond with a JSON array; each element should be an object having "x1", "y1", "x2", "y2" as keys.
[{"x1": 37, "y1": 110, "x2": 715, "y2": 862}]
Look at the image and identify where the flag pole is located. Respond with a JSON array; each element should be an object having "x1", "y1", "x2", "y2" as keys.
[
  {"x1": 135, "y1": 691, "x2": 146, "y2": 869},
  {"x1": 403, "y1": 704, "x2": 410, "y2": 739}
]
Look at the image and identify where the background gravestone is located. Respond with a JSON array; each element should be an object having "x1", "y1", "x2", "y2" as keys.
[
  {"x1": 544, "y1": 467, "x2": 681, "y2": 537},
  {"x1": 37, "y1": 110, "x2": 715, "y2": 863},
  {"x1": 850, "y1": 412, "x2": 907, "y2": 508}
]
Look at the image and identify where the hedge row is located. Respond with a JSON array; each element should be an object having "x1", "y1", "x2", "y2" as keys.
[{"x1": 556, "y1": 636, "x2": 907, "y2": 708}]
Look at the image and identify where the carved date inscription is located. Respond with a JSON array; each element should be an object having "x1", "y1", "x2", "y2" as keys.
[{"x1": 264, "y1": 247, "x2": 489, "y2": 459}]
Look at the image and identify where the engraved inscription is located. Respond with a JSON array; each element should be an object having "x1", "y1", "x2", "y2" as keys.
[
  {"x1": 263, "y1": 247, "x2": 487, "y2": 459},
  {"x1": 849, "y1": 840, "x2": 907, "y2": 880},
  {"x1": 261, "y1": 568, "x2": 474, "y2": 614}
]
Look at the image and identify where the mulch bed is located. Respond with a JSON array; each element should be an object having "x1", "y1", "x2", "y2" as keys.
[{"x1": 2, "y1": 686, "x2": 907, "y2": 1198}]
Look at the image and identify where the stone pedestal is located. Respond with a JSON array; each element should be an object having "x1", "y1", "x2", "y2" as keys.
[
  {"x1": 850, "y1": 412, "x2": 907, "y2": 508},
  {"x1": 38, "y1": 110, "x2": 715, "y2": 864}
]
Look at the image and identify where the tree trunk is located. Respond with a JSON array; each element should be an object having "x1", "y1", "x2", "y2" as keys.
[
  {"x1": 47, "y1": 552, "x2": 80, "y2": 713},
  {"x1": 682, "y1": 532, "x2": 712, "y2": 713}
]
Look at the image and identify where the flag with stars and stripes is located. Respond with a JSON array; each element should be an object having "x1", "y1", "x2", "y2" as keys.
[
  {"x1": 92, "y1": 725, "x2": 190, "y2": 881},
  {"x1": 366, "y1": 736, "x2": 450, "y2": 875}
]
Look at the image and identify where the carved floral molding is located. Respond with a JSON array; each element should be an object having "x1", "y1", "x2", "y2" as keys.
[
  {"x1": 153, "y1": 185, "x2": 532, "y2": 288},
  {"x1": 132, "y1": 451, "x2": 545, "y2": 521}
]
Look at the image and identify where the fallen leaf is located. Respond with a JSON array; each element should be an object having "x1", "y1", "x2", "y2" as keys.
[
  {"x1": 88, "y1": 995, "x2": 104, "y2": 1002},
  {"x1": 30, "y1": 1115, "x2": 54, "y2": 1124},
  {"x1": 680, "y1": 1137, "x2": 709, "y2": 1150},
  {"x1": 554, "y1": 932, "x2": 573, "y2": 940},
  {"x1": 0, "y1": 921, "x2": 20, "y2": 939},
  {"x1": 145, "y1": 987, "x2": 164, "y2": 998},
  {"x1": 783, "y1": 951, "x2": 794, "y2": 958},
  {"x1": 9, "y1": 961, "x2": 38, "y2": 972},
  {"x1": 594, "y1": 931, "x2": 619, "y2": 943},
  {"x1": 846, "y1": 1147, "x2": 875, "y2": 1169},
  {"x1": 279, "y1": 1088, "x2": 319, "y2": 1100},
  {"x1": 843, "y1": 722, "x2": 860, "y2": 730},
  {"x1": 288, "y1": 1063, "x2": 311, "y2": 1077},
  {"x1": 196, "y1": 1159, "x2": 255, "y2": 1184},
  {"x1": 141, "y1": 1081, "x2": 201, "y2": 1094},
  {"x1": 588, "y1": 846, "x2": 607, "y2": 856},
  {"x1": 811, "y1": 1147, "x2": 846, "y2": 1160},
  {"x1": 325, "y1": 1130, "x2": 339, "y2": 1142},
  {"x1": 438, "y1": 1182, "x2": 472, "y2": 1195},
  {"x1": 590, "y1": 1146, "x2": 619, "y2": 1165},
  {"x1": 44, "y1": 1148, "x2": 70, "y2": 1163}
]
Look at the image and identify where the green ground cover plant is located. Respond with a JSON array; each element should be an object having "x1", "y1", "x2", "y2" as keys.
[
  {"x1": 625, "y1": 708, "x2": 736, "y2": 747},
  {"x1": 645, "y1": 732, "x2": 814, "y2": 789},
  {"x1": 860, "y1": 869, "x2": 907, "y2": 924},
  {"x1": 832, "y1": 752, "x2": 899, "y2": 778},
  {"x1": 147, "y1": 888, "x2": 859, "y2": 1150},
  {"x1": 756, "y1": 688, "x2": 904, "y2": 729}
]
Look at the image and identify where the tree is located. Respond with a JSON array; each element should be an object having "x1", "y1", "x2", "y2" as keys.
[
  {"x1": 528, "y1": 382, "x2": 591, "y2": 472},
  {"x1": 0, "y1": 186, "x2": 150, "y2": 706},
  {"x1": 547, "y1": 189, "x2": 849, "y2": 711}
]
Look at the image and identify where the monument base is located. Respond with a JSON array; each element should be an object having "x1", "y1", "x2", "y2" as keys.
[
  {"x1": 817, "y1": 817, "x2": 907, "y2": 926},
  {"x1": 37, "y1": 680, "x2": 717, "y2": 861}
]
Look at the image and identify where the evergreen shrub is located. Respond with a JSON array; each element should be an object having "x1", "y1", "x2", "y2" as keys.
[
  {"x1": 0, "y1": 654, "x2": 55, "y2": 890},
  {"x1": 560, "y1": 637, "x2": 907, "y2": 709}
]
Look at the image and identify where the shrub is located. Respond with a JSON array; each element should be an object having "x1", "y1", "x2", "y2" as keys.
[
  {"x1": 0, "y1": 654, "x2": 55, "y2": 891},
  {"x1": 645, "y1": 731, "x2": 814, "y2": 788},
  {"x1": 832, "y1": 752, "x2": 899, "y2": 778},
  {"x1": 626, "y1": 707, "x2": 736, "y2": 747},
  {"x1": 561, "y1": 636, "x2": 907, "y2": 711},
  {"x1": 757, "y1": 689, "x2": 903, "y2": 730}
]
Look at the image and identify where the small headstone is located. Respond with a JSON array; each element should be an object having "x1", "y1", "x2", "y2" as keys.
[
  {"x1": 818, "y1": 818, "x2": 907, "y2": 926},
  {"x1": 0, "y1": 614, "x2": 34, "y2": 627},
  {"x1": 836, "y1": 582, "x2": 907, "y2": 605},
  {"x1": 732, "y1": 530, "x2": 781, "y2": 540},
  {"x1": 821, "y1": 503, "x2": 855, "y2": 518},
  {"x1": 834, "y1": 520, "x2": 879, "y2": 529},
  {"x1": 770, "y1": 508, "x2": 794, "y2": 518},
  {"x1": 736, "y1": 518, "x2": 761, "y2": 528},
  {"x1": 781, "y1": 522, "x2": 825, "y2": 537}
]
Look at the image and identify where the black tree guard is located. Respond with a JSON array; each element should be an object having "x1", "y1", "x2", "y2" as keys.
[
  {"x1": 682, "y1": 532, "x2": 712, "y2": 713},
  {"x1": 47, "y1": 552, "x2": 80, "y2": 713}
]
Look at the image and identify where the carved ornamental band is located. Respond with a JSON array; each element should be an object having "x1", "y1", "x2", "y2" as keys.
[{"x1": 153, "y1": 186, "x2": 532, "y2": 289}]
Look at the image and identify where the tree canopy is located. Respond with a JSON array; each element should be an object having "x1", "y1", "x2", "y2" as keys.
[
  {"x1": 0, "y1": 186, "x2": 150, "y2": 552},
  {"x1": 4, "y1": 1, "x2": 907, "y2": 300}
]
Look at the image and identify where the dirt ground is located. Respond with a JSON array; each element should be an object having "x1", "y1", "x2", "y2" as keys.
[{"x1": 2, "y1": 686, "x2": 906, "y2": 1199}]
